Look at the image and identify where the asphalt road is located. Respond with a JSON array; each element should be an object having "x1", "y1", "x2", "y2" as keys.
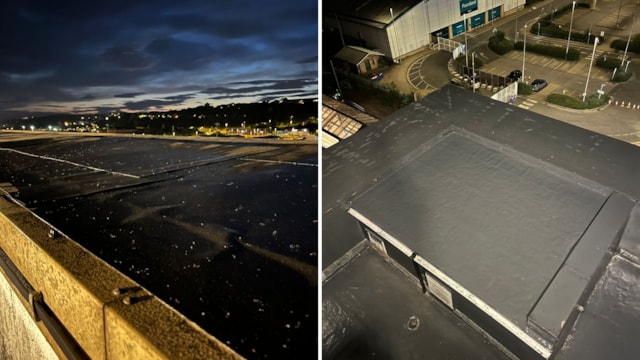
[{"x1": 0, "y1": 131, "x2": 318, "y2": 359}]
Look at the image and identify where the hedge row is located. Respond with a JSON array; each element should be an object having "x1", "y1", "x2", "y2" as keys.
[
  {"x1": 514, "y1": 41, "x2": 580, "y2": 60},
  {"x1": 594, "y1": 56, "x2": 633, "y2": 82},
  {"x1": 535, "y1": 3, "x2": 598, "y2": 43},
  {"x1": 612, "y1": 69, "x2": 633, "y2": 82},
  {"x1": 531, "y1": 23, "x2": 603, "y2": 44},
  {"x1": 596, "y1": 55, "x2": 626, "y2": 70},
  {"x1": 610, "y1": 35, "x2": 640, "y2": 54},
  {"x1": 518, "y1": 82, "x2": 533, "y2": 95},
  {"x1": 540, "y1": 2, "x2": 591, "y2": 23},
  {"x1": 455, "y1": 54, "x2": 484, "y2": 68},
  {"x1": 488, "y1": 30, "x2": 514, "y2": 55},
  {"x1": 547, "y1": 93, "x2": 609, "y2": 109}
]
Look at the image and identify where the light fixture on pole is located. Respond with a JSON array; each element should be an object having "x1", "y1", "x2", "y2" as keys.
[
  {"x1": 622, "y1": 10, "x2": 635, "y2": 68},
  {"x1": 566, "y1": 1, "x2": 576, "y2": 59},
  {"x1": 523, "y1": 24, "x2": 527, "y2": 83},
  {"x1": 464, "y1": 13, "x2": 468, "y2": 67},
  {"x1": 583, "y1": 37, "x2": 599, "y2": 102}
]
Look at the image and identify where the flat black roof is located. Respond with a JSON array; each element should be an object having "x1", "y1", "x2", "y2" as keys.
[
  {"x1": 323, "y1": 85, "x2": 640, "y2": 359},
  {"x1": 0, "y1": 132, "x2": 318, "y2": 359}
]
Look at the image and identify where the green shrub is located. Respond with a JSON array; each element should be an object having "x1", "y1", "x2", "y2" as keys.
[
  {"x1": 547, "y1": 93, "x2": 609, "y2": 109},
  {"x1": 596, "y1": 55, "x2": 625, "y2": 69},
  {"x1": 514, "y1": 41, "x2": 580, "y2": 60},
  {"x1": 488, "y1": 30, "x2": 514, "y2": 55},
  {"x1": 531, "y1": 23, "x2": 603, "y2": 44},
  {"x1": 339, "y1": 71, "x2": 412, "y2": 108},
  {"x1": 612, "y1": 69, "x2": 632, "y2": 82},
  {"x1": 540, "y1": 2, "x2": 591, "y2": 23},
  {"x1": 518, "y1": 82, "x2": 533, "y2": 95},
  {"x1": 610, "y1": 35, "x2": 640, "y2": 54},
  {"x1": 454, "y1": 54, "x2": 483, "y2": 68},
  {"x1": 595, "y1": 56, "x2": 633, "y2": 82}
]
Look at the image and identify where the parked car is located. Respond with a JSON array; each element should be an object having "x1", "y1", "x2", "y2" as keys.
[
  {"x1": 507, "y1": 70, "x2": 522, "y2": 82},
  {"x1": 531, "y1": 79, "x2": 548, "y2": 92}
]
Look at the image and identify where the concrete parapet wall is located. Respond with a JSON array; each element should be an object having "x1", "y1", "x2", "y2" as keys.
[
  {"x1": 0, "y1": 196, "x2": 242, "y2": 360},
  {"x1": 0, "y1": 254, "x2": 58, "y2": 359}
]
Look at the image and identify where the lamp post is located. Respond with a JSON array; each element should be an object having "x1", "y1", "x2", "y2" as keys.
[
  {"x1": 566, "y1": 1, "x2": 576, "y2": 59},
  {"x1": 464, "y1": 13, "x2": 469, "y2": 67},
  {"x1": 515, "y1": 9, "x2": 519, "y2": 42},
  {"x1": 583, "y1": 37, "x2": 599, "y2": 101},
  {"x1": 472, "y1": 51, "x2": 477, "y2": 93},
  {"x1": 523, "y1": 24, "x2": 527, "y2": 82},
  {"x1": 622, "y1": 10, "x2": 635, "y2": 67}
]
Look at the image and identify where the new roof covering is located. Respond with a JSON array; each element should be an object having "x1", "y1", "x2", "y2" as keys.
[{"x1": 323, "y1": 85, "x2": 640, "y2": 359}]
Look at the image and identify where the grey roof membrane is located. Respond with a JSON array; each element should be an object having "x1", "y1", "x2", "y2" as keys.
[
  {"x1": 323, "y1": 85, "x2": 640, "y2": 359},
  {"x1": 323, "y1": 246, "x2": 511, "y2": 360},
  {"x1": 351, "y1": 130, "x2": 608, "y2": 328}
]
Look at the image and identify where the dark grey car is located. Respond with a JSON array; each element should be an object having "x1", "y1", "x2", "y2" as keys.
[{"x1": 532, "y1": 79, "x2": 548, "y2": 92}]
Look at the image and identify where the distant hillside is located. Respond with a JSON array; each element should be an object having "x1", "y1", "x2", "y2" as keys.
[{"x1": 1, "y1": 98, "x2": 318, "y2": 135}]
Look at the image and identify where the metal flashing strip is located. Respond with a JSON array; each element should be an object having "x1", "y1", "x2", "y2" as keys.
[
  {"x1": 414, "y1": 254, "x2": 551, "y2": 359},
  {"x1": 347, "y1": 208, "x2": 413, "y2": 257},
  {"x1": 348, "y1": 208, "x2": 551, "y2": 360}
]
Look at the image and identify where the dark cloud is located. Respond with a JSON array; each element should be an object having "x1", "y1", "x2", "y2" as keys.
[
  {"x1": 101, "y1": 46, "x2": 155, "y2": 70},
  {"x1": 0, "y1": 0, "x2": 317, "y2": 120},
  {"x1": 203, "y1": 78, "x2": 317, "y2": 96},
  {"x1": 114, "y1": 92, "x2": 145, "y2": 98},
  {"x1": 123, "y1": 97, "x2": 190, "y2": 111}
]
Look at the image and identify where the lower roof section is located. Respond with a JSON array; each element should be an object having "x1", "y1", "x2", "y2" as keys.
[{"x1": 323, "y1": 245, "x2": 511, "y2": 360}]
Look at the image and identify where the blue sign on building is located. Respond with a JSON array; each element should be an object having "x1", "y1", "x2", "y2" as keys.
[
  {"x1": 460, "y1": 0, "x2": 478, "y2": 15},
  {"x1": 471, "y1": 13, "x2": 485, "y2": 28},
  {"x1": 488, "y1": 6, "x2": 501, "y2": 21},
  {"x1": 452, "y1": 20, "x2": 465, "y2": 36}
]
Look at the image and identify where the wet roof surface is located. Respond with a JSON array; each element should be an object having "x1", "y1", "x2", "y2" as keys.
[
  {"x1": 351, "y1": 130, "x2": 608, "y2": 328},
  {"x1": 0, "y1": 132, "x2": 318, "y2": 359},
  {"x1": 323, "y1": 246, "x2": 510, "y2": 360},
  {"x1": 323, "y1": 85, "x2": 640, "y2": 359}
]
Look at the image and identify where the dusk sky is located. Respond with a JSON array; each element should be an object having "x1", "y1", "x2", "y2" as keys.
[{"x1": 0, "y1": 0, "x2": 318, "y2": 120}]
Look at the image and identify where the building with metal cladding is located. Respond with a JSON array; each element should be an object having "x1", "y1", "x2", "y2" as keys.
[
  {"x1": 324, "y1": 0, "x2": 524, "y2": 60},
  {"x1": 323, "y1": 85, "x2": 640, "y2": 359}
]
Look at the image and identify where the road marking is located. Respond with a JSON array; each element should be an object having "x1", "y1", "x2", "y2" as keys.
[
  {"x1": 240, "y1": 157, "x2": 318, "y2": 167},
  {"x1": 0, "y1": 147, "x2": 140, "y2": 178}
]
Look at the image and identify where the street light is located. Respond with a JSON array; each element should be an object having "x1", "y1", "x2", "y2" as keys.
[
  {"x1": 472, "y1": 51, "x2": 477, "y2": 93},
  {"x1": 583, "y1": 37, "x2": 599, "y2": 101},
  {"x1": 622, "y1": 10, "x2": 635, "y2": 67},
  {"x1": 464, "y1": 13, "x2": 469, "y2": 67},
  {"x1": 566, "y1": 1, "x2": 576, "y2": 59},
  {"x1": 523, "y1": 24, "x2": 528, "y2": 83}
]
